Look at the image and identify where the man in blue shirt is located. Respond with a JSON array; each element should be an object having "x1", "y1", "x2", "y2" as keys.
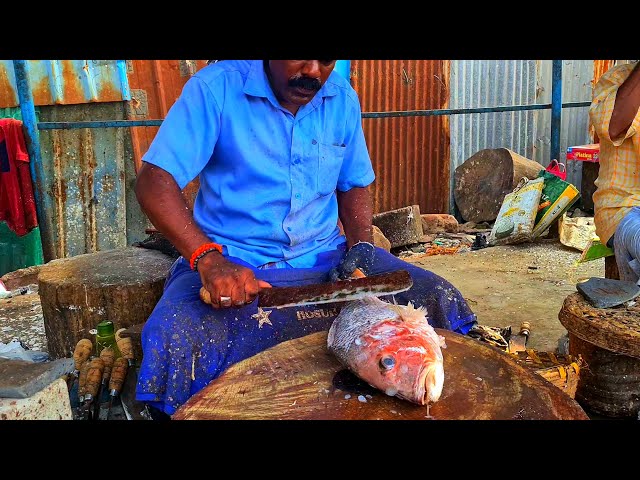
[{"x1": 134, "y1": 60, "x2": 476, "y2": 417}]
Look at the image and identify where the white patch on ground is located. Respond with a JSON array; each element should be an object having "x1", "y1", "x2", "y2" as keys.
[{"x1": 0, "y1": 291, "x2": 46, "y2": 353}]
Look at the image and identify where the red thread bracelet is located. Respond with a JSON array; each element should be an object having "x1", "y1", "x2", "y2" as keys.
[{"x1": 189, "y1": 242, "x2": 223, "y2": 270}]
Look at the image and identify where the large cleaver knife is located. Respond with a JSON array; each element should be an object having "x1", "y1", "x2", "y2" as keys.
[{"x1": 199, "y1": 270, "x2": 413, "y2": 309}]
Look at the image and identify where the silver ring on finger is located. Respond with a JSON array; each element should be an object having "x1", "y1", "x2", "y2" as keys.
[{"x1": 219, "y1": 296, "x2": 232, "y2": 306}]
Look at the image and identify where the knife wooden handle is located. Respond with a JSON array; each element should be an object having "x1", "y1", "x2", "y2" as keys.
[
  {"x1": 109, "y1": 357, "x2": 128, "y2": 394},
  {"x1": 352, "y1": 268, "x2": 366, "y2": 278},
  {"x1": 99, "y1": 347, "x2": 115, "y2": 383},
  {"x1": 73, "y1": 338, "x2": 94, "y2": 371},
  {"x1": 78, "y1": 359, "x2": 91, "y2": 399},
  {"x1": 115, "y1": 329, "x2": 135, "y2": 362},
  {"x1": 85, "y1": 357, "x2": 105, "y2": 398},
  {"x1": 200, "y1": 286, "x2": 212, "y2": 305}
]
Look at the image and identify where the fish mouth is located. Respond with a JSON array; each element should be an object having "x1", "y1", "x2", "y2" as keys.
[{"x1": 416, "y1": 363, "x2": 445, "y2": 405}]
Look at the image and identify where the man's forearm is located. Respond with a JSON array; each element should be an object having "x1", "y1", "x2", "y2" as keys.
[
  {"x1": 610, "y1": 62, "x2": 640, "y2": 140},
  {"x1": 337, "y1": 186, "x2": 374, "y2": 248},
  {"x1": 135, "y1": 162, "x2": 217, "y2": 261}
]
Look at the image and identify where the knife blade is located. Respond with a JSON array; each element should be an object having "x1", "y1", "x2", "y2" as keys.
[{"x1": 199, "y1": 269, "x2": 413, "y2": 309}]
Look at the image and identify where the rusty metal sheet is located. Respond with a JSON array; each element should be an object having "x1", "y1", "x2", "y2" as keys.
[
  {"x1": 351, "y1": 60, "x2": 450, "y2": 214},
  {"x1": 35, "y1": 102, "x2": 148, "y2": 259},
  {"x1": 173, "y1": 330, "x2": 589, "y2": 420},
  {"x1": 0, "y1": 60, "x2": 129, "y2": 108},
  {"x1": 126, "y1": 60, "x2": 208, "y2": 208}
]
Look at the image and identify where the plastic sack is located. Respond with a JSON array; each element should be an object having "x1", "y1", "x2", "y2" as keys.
[
  {"x1": 545, "y1": 159, "x2": 567, "y2": 181},
  {"x1": 0, "y1": 340, "x2": 49, "y2": 363},
  {"x1": 488, "y1": 177, "x2": 545, "y2": 245},
  {"x1": 532, "y1": 171, "x2": 581, "y2": 238}
]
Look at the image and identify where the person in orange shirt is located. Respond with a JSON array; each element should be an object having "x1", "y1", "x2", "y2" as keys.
[{"x1": 590, "y1": 61, "x2": 640, "y2": 283}]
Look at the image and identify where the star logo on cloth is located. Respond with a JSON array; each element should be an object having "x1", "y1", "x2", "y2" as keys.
[{"x1": 251, "y1": 307, "x2": 273, "y2": 329}]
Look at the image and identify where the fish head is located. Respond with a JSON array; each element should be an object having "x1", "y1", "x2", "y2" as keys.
[{"x1": 354, "y1": 319, "x2": 445, "y2": 405}]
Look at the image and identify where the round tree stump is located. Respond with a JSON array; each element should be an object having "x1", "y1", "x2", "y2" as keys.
[
  {"x1": 38, "y1": 247, "x2": 175, "y2": 360},
  {"x1": 454, "y1": 148, "x2": 544, "y2": 223},
  {"x1": 559, "y1": 292, "x2": 640, "y2": 418},
  {"x1": 173, "y1": 330, "x2": 588, "y2": 420}
]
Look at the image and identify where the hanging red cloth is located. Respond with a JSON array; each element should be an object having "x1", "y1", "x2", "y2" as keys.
[{"x1": 0, "y1": 118, "x2": 38, "y2": 236}]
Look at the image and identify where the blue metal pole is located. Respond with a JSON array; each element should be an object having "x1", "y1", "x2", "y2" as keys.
[
  {"x1": 38, "y1": 120, "x2": 164, "y2": 129},
  {"x1": 31, "y1": 101, "x2": 591, "y2": 128},
  {"x1": 13, "y1": 60, "x2": 55, "y2": 262},
  {"x1": 551, "y1": 60, "x2": 563, "y2": 163}
]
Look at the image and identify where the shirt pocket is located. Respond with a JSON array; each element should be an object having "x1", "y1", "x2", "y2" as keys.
[{"x1": 317, "y1": 142, "x2": 346, "y2": 196}]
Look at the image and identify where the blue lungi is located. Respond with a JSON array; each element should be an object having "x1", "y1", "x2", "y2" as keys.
[{"x1": 136, "y1": 245, "x2": 477, "y2": 415}]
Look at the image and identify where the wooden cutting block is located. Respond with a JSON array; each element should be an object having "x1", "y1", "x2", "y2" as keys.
[{"x1": 173, "y1": 330, "x2": 589, "y2": 420}]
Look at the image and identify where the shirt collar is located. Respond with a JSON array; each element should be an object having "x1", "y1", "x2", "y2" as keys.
[{"x1": 243, "y1": 60, "x2": 339, "y2": 105}]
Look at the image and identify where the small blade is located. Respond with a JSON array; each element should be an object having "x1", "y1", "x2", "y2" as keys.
[
  {"x1": 258, "y1": 270, "x2": 413, "y2": 309},
  {"x1": 577, "y1": 277, "x2": 640, "y2": 309},
  {"x1": 119, "y1": 364, "x2": 150, "y2": 420},
  {"x1": 106, "y1": 397, "x2": 114, "y2": 421}
]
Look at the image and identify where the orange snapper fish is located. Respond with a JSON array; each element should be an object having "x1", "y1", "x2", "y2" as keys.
[{"x1": 327, "y1": 296, "x2": 446, "y2": 405}]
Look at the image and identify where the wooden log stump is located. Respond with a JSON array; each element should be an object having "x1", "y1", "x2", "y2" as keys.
[
  {"x1": 372, "y1": 205, "x2": 423, "y2": 248},
  {"x1": 559, "y1": 292, "x2": 640, "y2": 418},
  {"x1": 454, "y1": 148, "x2": 544, "y2": 223},
  {"x1": 38, "y1": 247, "x2": 175, "y2": 360},
  {"x1": 173, "y1": 330, "x2": 588, "y2": 420}
]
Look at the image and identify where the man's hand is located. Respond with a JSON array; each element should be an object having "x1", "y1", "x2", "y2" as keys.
[
  {"x1": 198, "y1": 253, "x2": 272, "y2": 308},
  {"x1": 329, "y1": 241, "x2": 376, "y2": 281}
]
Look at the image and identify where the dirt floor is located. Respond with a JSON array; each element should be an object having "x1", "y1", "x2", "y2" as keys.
[
  {"x1": 0, "y1": 286, "x2": 44, "y2": 353},
  {"x1": 0, "y1": 239, "x2": 603, "y2": 357},
  {"x1": 402, "y1": 239, "x2": 604, "y2": 352}
]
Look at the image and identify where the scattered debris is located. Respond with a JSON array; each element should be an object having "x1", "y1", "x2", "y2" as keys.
[{"x1": 471, "y1": 233, "x2": 488, "y2": 251}]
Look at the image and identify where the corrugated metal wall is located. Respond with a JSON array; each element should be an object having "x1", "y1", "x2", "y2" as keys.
[
  {"x1": 534, "y1": 60, "x2": 594, "y2": 190},
  {"x1": 0, "y1": 60, "x2": 129, "y2": 107},
  {"x1": 0, "y1": 60, "x2": 208, "y2": 260},
  {"x1": 36, "y1": 102, "x2": 148, "y2": 258},
  {"x1": 3, "y1": 60, "x2": 614, "y2": 259},
  {"x1": 449, "y1": 60, "x2": 539, "y2": 215},
  {"x1": 127, "y1": 60, "x2": 208, "y2": 208},
  {"x1": 351, "y1": 60, "x2": 450, "y2": 214}
]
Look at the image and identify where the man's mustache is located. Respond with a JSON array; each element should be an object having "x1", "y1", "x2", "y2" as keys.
[{"x1": 288, "y1": 76, "x2": 322, "y2": 91}]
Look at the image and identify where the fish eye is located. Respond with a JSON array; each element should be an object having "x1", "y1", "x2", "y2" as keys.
[{"x1": 379, "y1": 356, "x2": 396, "y2": 370}]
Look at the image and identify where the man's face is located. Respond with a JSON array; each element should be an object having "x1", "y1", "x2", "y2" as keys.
[{"x1": 267, "y1": 60, "x2": 337, "y2": 107}]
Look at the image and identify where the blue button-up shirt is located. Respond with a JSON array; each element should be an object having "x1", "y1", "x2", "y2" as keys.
[{"x1": 142, "y1": 60, "x2": 375, "y2": 268}]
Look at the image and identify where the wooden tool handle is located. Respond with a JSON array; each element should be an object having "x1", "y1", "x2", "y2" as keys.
[
  {"x1": 115, "y1": 330, "x2": 135, "y2": 361},
  {"x1": 352, "y1": 268, "x2": 366, "y2": 279},
  {"x1": 99, "y1": 347, "x2": 116, "y2": 383},
  {"x1": 78, "y1": 359, "x2": 91, "y2": 397},
  {"x1": 85, "y1": 357, "x2": 105, "y2": 398},
  {"x1": 109, "y1": 357, "x2": 128, "y2": 394},
  {"x1": 519, "y1": 321, "x2": 531, "y2": 337},
  {"x1": 73, "y1": 338, "x2": 93, "y2": 370},
  {"x1": 115, "y1": 328, "x2": 126, "y2": 343},
  {"x1": 200, "y1": 286, "x2": 212, "y2": 305}
]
